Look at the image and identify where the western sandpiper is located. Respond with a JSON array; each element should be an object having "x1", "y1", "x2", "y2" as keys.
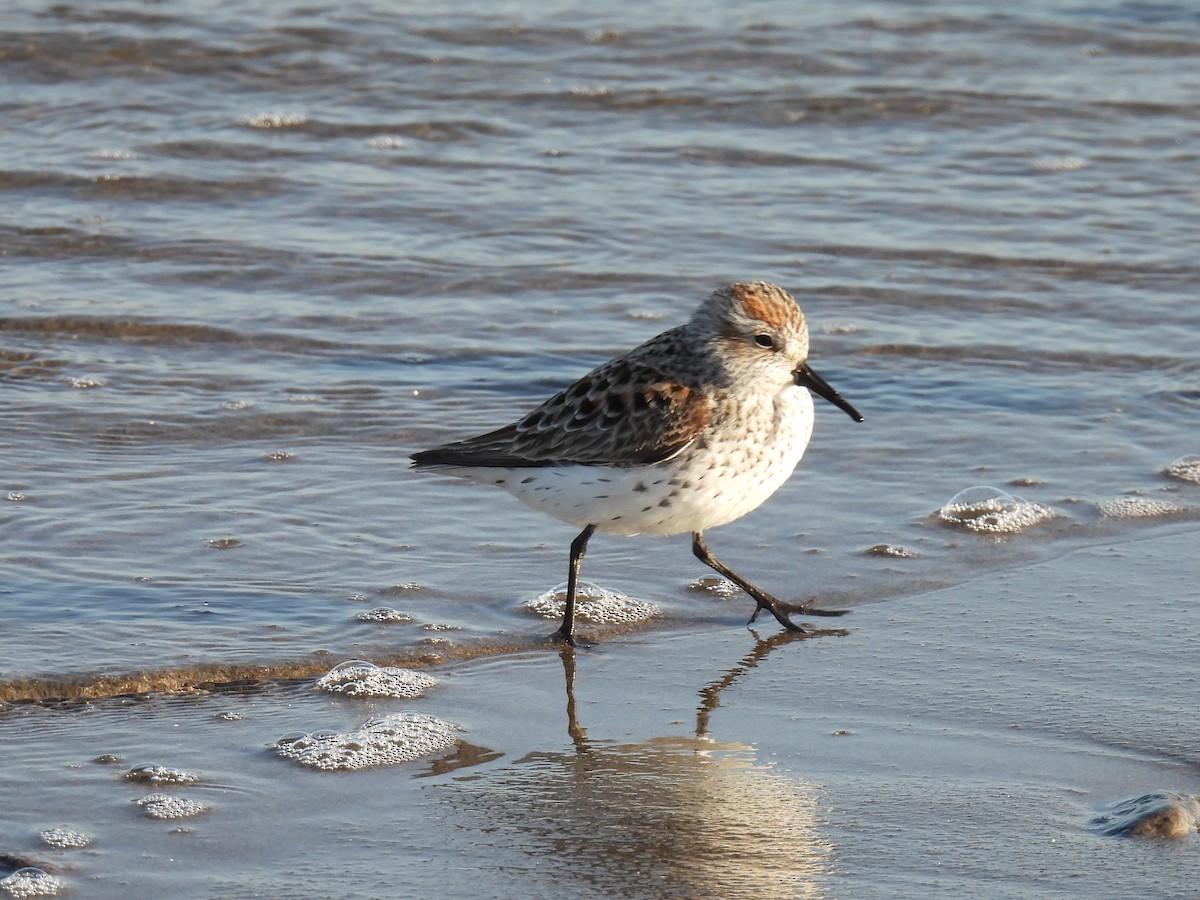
[{"x1": 412, "y1": 282, "x2": 863, "y2": 643}]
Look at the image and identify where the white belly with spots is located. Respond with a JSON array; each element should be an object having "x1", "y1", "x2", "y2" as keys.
[{"x1": 439, "y1": 384, "x2": 816, "y2": 536}]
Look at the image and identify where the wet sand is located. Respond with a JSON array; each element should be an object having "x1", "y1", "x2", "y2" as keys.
[{"x1": 2, "y1": 525, "x2": 1197, "y2": 898}]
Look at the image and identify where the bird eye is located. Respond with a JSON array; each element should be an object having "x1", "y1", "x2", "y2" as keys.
[{"x1": 754, "y1": 333, "x2": 776, "y2": 350}]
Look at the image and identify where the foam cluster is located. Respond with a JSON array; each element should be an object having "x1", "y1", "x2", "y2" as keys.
[
  {"x1": 525, "y1": 581, "x2": 660, "y2": 624},
  {"x1": 866, "y1": 544, "x2": 919, "y2": 558},
  {"x1": 135, "y1": 794, "x2": 210, "y2": 820},
  {"x1": 0, "y1": 868, "x2": 62, "y2": 898},
  {"x1": 273, "y1": 713, "x2": 459, "y2": 771},
  {"x1": 1164, "y1": 455, "x2": 1200, "y2": 484},
  {"x1": 240, "y1": 111, "x2": 307, "y2": 128},
  {"x1": 124, "y1": 764, "x2": 199, "y2": 785},
  {"x1": 38, "y1": 829, "x2": 90, "y2": 849},
  {"x1": 687, "y1": 575, "x2": 740, "y2": 599},
  {"x1": 938, "y1": 486, "x2": 1056, "y2": 534},
  {"x1": 1098, "y1": 496, "x2": 1183, "y2": 519},
  {"x1": 354, "y1": 607, "x2": 414, "y2": 623},
  {"x1": 316, "y1": 661, "x2": 438, "y2": 699}
]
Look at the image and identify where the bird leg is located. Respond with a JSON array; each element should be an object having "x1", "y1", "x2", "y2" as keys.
[
  {"x1": 691, "y1": 531, "x2": 846, "y2": 632},
  {"x1": 554, "y1": 524, "x2": 597, "y2": 646}
]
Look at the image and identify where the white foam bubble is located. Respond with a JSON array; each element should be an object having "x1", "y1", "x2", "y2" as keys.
[
  {"x1": 316, "y1": 661, "x2": 438, "y2": 699},
  {"x1": 386, "y1": 582, "x2": 424, "y2": 592},
  {"x1": 240, "y1": 111, "x2": 307, "y2": 128},
  {"x1": 367, "y1": 135, "x2": 408, "y2": 149},
  {"x1": 135, "y1": 793, "x2": 209, "y2": 820},
  {"x1": 0, "y1": 868, "x2": 62, "y2": 898},
  {"x1": 1032, "y1": 155, "x2": 1088, "y2": 172},
  {"x1": 38, "y1": 828, "x2": 90, "y2": 849},
  {"x1": 124, "y1": 764, "x2": 199, "y2": 785},
  {"x1": 66, "y1": 376, "x2": 104, "y2": 389},
  {"x1": 1098, "y1": 496, "x2": 1183, "y2": 519},
  {"x1": 866, "y1": 544, "x2": 919, "y2": 558},
  {"x1": 1164, "y1": 455, "x2": 1200, "y2": 484},
  {"x1": 569, "y1": 84, "x2": 612, "y2": 97},
  {"x1": 273, "y1": 713, "x2": 459, "y2": 771},
  {"x1": 354, "y1": 607, "x2": 414, "y2": 623},
  {"x1": 525, "y1": 581, "x2": 660, "y2": 624},
  {"x1": 89, "y1": 148, "x2": 135, "y2": 160},
  {"x1": 687, "y1": 575, "x2": 740, "y2": 599},
  {"x1": 938, "y1": 486, "x2": 1057, "y2": 534}
]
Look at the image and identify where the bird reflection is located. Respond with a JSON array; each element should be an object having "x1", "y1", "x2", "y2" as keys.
[{"x1": 441, "y1": 631, "x2": 840, "y2": 898}]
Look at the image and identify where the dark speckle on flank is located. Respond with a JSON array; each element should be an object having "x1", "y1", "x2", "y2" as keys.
[{"x1": 634, "y1": 481, "x2": 648, "y2": 492}]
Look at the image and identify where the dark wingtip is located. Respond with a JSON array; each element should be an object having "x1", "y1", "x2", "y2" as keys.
[
  {"x1": 410, "y1": 448, "x2": 443, "y2": 468},
  {"x1": 410, "y1": 443, "x2": 551, "y2": 469}
]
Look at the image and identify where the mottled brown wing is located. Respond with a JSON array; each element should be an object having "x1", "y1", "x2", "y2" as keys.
[{"x1": 412, "y1": 349, "x2": 713, "y2": 469}]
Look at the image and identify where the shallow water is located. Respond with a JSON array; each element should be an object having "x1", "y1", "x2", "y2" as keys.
[{"x1": 2, "y1": 0, "x2": 1199, "y2": 896}]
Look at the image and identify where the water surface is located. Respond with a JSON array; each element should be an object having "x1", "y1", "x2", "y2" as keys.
[{"x1": 2, "y1": 1, "x2": 1199, "y2": 896}]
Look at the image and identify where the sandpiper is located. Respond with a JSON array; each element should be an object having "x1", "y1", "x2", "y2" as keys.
[{"x1": 412, "y1": 282, "x2": 863, "y2": 643}]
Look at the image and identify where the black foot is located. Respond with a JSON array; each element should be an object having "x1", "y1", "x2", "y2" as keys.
[
  {"x1": 549, "y1": 628, "x2": 594, "y2": 649},
  {"x1": 690, "y1": 532, "x2": 848, "y2": 634},
  {"x1": 748, "y1": 595, "x2": 849, "y2": 632},
  {"x1": 748, "y1": 599, "x2": 808, "y2": 633}
]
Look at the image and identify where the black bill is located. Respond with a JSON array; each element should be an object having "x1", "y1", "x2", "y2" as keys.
[{"x1": 794, "y1": 362, "x2": 864, "y2": 422}]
